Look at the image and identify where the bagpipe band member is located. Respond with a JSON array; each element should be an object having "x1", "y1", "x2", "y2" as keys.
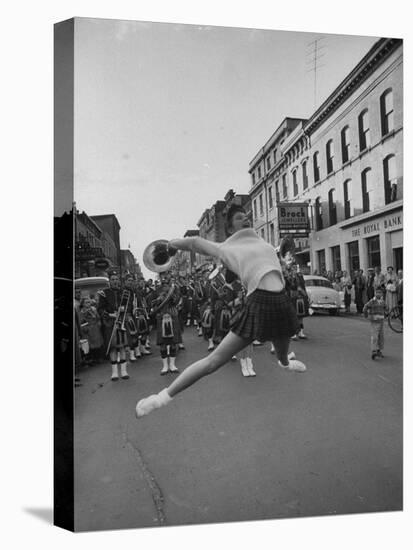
[
  {"x1": 283, "y1": 264, "x2": 309, "y2": 341},
  {"x1": 136, "y1": 204, "x2": 306, "y2": 417},
  {"x1": 200, "y1": 294, "x2": 215, "y2": 351},
  {"x1": 123, "y1": 274, "x2": 139, "y2": 361},
  {"x1": 152, "y1": 278, "x2": 182, "y2": 375},
  {"x1": 97, "y1": 271, "x2": 129, "y2": 381},
  {"x1": 133, "y1": 287, "x2": 152, "y2": 358}
]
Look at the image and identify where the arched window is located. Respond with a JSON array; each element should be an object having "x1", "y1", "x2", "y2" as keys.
[
  {"x1": 380, "y1": 89, "x2": 394, "y2": 136},
  {"x1": 361, "y1": 168, "x2": 372, "y2": 213},
  {"x1": 292, "y1": 169, "x2": 298, "y2": 196},
  {"x1": 302, "y1": 160, "x2": 308, "y2": 190},
  {"x1": 326, "y1": 139, "x2": 334, "y2": 174},
  {"x1": 343, "y1": 179, "x2": 353, "y2": 219},
  {"x1": 282, "y1": 174, "x2": 287, "y2": 199},
  {"x1": 328, "y1": 189, "x2": 337, "y2": 225},
  {"x1": 383, "y1": 154, "x2": 397, "y2": 204},
  {"x1": 341, "y1": 126, "x2": 350, "y2": 164},
  {"x1": 313, "y1": 151, "x2": 320, "y2": 183},
  {"x1": 315, "y1": 197, "x2": 323, "y2": 231},
  {"x1": 358, "y1": 110, "x2": 370, "y2": 151}
]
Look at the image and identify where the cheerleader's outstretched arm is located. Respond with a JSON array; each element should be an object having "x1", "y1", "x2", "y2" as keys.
[{"x1": 169, "y1": 237, "x2": 221, "y2": 259}]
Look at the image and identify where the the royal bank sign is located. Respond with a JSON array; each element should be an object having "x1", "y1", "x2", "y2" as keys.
[{"x1": 277, "y1": 202, "x2": 310, "y2": 237}]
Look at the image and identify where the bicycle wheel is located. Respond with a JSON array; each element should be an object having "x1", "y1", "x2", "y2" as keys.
[{"x1": 388, "y1": 306, "x2": 403, "y2": 333}]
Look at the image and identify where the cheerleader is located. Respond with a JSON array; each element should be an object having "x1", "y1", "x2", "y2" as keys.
[{"x1": 136, "y1": 204, "x2": 306, "y2": 417}]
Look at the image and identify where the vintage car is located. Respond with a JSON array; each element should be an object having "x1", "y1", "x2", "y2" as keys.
[
  {"x1": 303, "y1": 275, "x2": 343, "y2": 316},
  {"x1": 75, "y1": 276, "x2": 109, "y2": 297}
]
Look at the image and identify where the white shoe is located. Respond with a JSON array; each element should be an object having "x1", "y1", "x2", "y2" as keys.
[
  {"x1": 129, "y1": 350, "x2": 136, "y2": 362},
  {"x1": 178, "y1": 343, "x2": 185, "y2": 350},
  {"x1": 135, "y1": 346, "x2": 142, "y2": 358},
  {"x1": 231, "y1": 355, "x2": 237, "y2": 361},
  {"x1": 270, "y1": 344, "x2": 275, "y2": 354},
  {"x1": 252, "y1": 340, "x2": 262, "y2": 346},
  {"x1": 288, "y1": 351, "x2": 296, "y2": 360},
  {"x1": 208, "y1": 339, "x2": 215, "y2": 351},
  {"x1": 278, "y1": 359, "x2": 306, "y2": 372},
  {"x1": 298, "y1": 330, "x2": 307, "y2": 339},
  {"x1": 111, "y1": 364, "x2": 119, "y2": 381},
  {"x1": 135, "y1": 389, "x2": 172, "y2": 418},
  {"x1": 240, "y1": 358, "x2": 250, "y2": 377},
  {"x1": 291, "y1": 335, "x2": 298, "y2": 341},
  {"x1": 246, "y1": 357, "x2": 256, "y2": 377},
  {"x1": 168, "y1": 356, "x2": 179, "y2": 373},
  {"x1": 160, "y1": 358, "x2": 169, "y2": 375},
  {"x1": 186, "y1": 319, "x2": 191, "y2": 327},
  {"x1": 141, "y1": 345, "x2": 152, "y2": 355},
  {"x1": 198, "y1": 327, "x2": 203, "y2": 337},
  {"x1": 120, "y1": 362, "x2": 129, "y2": 379}
]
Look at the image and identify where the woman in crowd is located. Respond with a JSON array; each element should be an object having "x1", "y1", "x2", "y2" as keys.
[{"x1": 385, "y1": 266, "x2": 399, "y2": 310}]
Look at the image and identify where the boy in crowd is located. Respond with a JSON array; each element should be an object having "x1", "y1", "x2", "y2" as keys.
[{"x1": 363, "y1": 287, "x2": 387, "y2": 360}]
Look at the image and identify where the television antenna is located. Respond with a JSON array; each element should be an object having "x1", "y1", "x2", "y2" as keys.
[{"x1": 306, "y1": 36, "x2": 327, "y2": 111}]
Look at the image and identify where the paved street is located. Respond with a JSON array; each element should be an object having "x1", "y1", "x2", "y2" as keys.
[{"x1": 74, "y1": 313, "x2": 402, "y2": 532}]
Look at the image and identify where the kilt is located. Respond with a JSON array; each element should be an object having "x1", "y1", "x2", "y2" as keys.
[
  {"x1": 231, "y1": 289, "x2": 299, "y2": 342},
  {"x1": 103, "y1": 323, "x2": 128, "y2": 350}
]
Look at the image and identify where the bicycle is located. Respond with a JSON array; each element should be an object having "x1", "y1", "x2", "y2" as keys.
[{"x1": 387, "y1": 304, "x2": 403, "y2": 334}]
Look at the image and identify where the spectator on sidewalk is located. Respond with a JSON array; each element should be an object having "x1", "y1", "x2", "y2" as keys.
[
  {"x1": 373, "y1": 266, "x2": 386, "y2": 293},
  {"x1": 341, "y1": 270, "x2": 352, "y2": 313},
  {"x1": 366, "y1": 268, "x2": 375, "y2": 300},
  {"x1": 352, "y1": 269, "x2": 366, "y2": 314},
  {"x1": 385, "y1": 266, "x2": 399, "y2": 311},
  {"x1": 397, "y1": 269, "x2": 403, "y2": 306}
]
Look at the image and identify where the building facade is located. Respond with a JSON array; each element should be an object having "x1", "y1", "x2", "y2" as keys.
[
  {"x1": 249, "y1": 38, "x2": 403, "y2": 276},
  {"x1": 248, "y1": 118, "x2": 307, "y2": 246}
]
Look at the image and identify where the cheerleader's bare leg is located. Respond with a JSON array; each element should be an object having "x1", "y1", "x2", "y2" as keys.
[{"x1": 136, "y1": 331, "x2": 251, "y2": 416}]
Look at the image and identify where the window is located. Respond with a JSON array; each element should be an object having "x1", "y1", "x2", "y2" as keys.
[
  {"x1": 328, "y1": 188, "x2": 337, "y2": 225},
  {"x1": 331, "y1": 245, "x2": 341, "y2": 272},
  {"x1": 347, "y1": 241, "x2": 360, "y2": 273},
  {"x1": 268, "y1": 186, "x2": 274, "y2": 209},
  {"x1": 253, "y1": 199, "x2": 257, "y2": 220},
  {"x1": 380, "y1": 89, "x2": 394, "y2": 136},
  {"x1": 343, "y1": 179, "x2": 353, "y2": 219},
  {"x1": 258, "y1": 166, "x2": 262, "y2": 179},
  {"x1": 266, "y1": 156, "x2": 271, "y2": 171},
  {"x1": 317, "y1": 249, "x2": 326, "y2": 273},
  {"x1": 326, "y1": 139, "x2": 334, "y2": 174},
  {"x1": 362, "y1": 168, "x2": 372, "y2": 213},
  {"x1": 259, "y1": 194, "x2": 264, "y2": 216},
  {"x1": 252, "y1": 172, "x2": 256, "y2": 186},
  {"x1": 293, "y1": 170, "x2": 298, "y2": 196},
  {"x1": 305, "y1": 278, "x2": 333, "y2": 289},
  {"x1": 302, "y1": 160, "x2": 308, "y2": 190},
  {"x1": 269, "y1": 223, "x2": 275, "y2": 246},
  {"x1": 273, "y1": 149, "x2": 277, "y2": 164},
  {"x1": 358, "y1": 109, "x2": 370, "y2": 151},
  {"x1": 315, "y1": 197, "x2": 323, "y2": 230},
  {"x1": 282, "y1": 174, "x2": 287, "y2": 199},
  {"x1": 313, "y1": 151, "x2": 320, "y2": 182},
  {"x1": 367, "y1": 235, "x2": 381, "y2": 269},
  {"x1": 275, "y1": 180, "x2": 280, "y2": 202},
  {"x1": 341, "y1": 126, "x2": 350, "y2": 164},
  {"x1": 383, "y1": 154, "x2": 397, "y2": 204}
]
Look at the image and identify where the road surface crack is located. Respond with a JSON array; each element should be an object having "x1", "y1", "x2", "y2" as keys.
[{"x1": 122, "y1": 432, "x2": 167, "y2": 526}]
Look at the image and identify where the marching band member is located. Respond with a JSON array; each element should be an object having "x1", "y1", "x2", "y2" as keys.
[
  {"x1": 134, "y1": 278, "x2": 152, "y2": 358},
  {"x1": 152, "y1": 276, "x2": 182, "y2": 375},
  {"x1": 97, "y1": 271, "x2": 130, "y2": 381},
  {"x1": 200, "y1": 296, "x2": 215, "y2": 351},
  {"x1": 136, "y1": 204, "x2": 306, "y2": 417},
  {"x1": 123, "y1": 274, "x2": 138, "y2": 362}
]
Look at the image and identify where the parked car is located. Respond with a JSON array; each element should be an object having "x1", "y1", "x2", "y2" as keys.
[{"x1": 303, "y1": 275, "x2": 343, "y2": 316}]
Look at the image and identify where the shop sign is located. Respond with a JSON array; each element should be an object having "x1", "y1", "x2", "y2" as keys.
[
  {"x1": 350, "y1": 212, "x2": 402, "y2": 238},
  {"x1": 278, "y1": 202, "x2": 310, "y2": 234}
]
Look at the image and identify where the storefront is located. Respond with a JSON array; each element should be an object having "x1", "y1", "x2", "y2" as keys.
[{"x1": 311, "y1": 204, "x2": 403, "y2": 276}]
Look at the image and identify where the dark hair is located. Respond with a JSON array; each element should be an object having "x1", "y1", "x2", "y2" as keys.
[{"x1": 225, "y1": 204, "x2": 246, "y2": 233}]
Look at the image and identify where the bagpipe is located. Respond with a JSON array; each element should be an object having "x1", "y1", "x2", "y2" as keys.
[{"x1": 105, "y1": 289, "x2": 131, "y2": 356}]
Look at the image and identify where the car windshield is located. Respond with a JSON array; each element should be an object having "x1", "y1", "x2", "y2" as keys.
[{"x1": 305, "y1": 279, "x2": 333, "y2": 289}]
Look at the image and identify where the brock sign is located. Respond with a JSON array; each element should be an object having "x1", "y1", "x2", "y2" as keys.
[{"x1": 278, "y1": 202, "x2": 310, "y2": 233}]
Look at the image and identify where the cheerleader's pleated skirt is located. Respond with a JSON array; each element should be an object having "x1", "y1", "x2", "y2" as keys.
[{"x1": 231, "y1": 289, "x2": 299, "y2": 342}]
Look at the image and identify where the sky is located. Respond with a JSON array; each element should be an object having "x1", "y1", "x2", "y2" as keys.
[{"x1": 73, "y1": 18, "x2": 378, "y2": 278}]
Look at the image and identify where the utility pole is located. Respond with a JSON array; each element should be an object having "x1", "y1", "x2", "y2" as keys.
[{"x1": 307, "y1": 36, "x2": 327, "y2": 111}]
